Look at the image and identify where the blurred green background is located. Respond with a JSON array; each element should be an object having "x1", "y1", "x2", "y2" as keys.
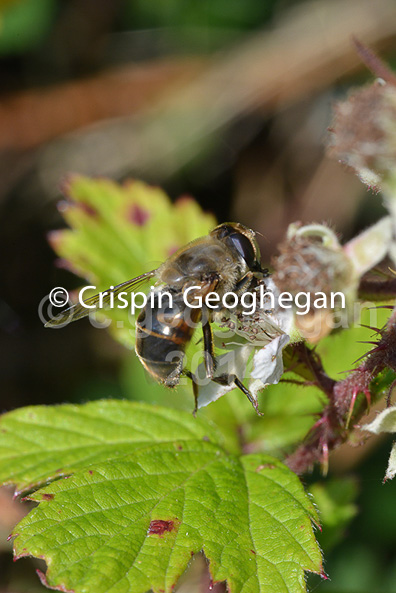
[{"x1": 1, "y1": 0, "x2": 396, "y2": 591}]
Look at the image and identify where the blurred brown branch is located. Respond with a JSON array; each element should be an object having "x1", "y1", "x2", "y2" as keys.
[{"x1": 0, "y1": 58, "x2": 205, "y2": 152}]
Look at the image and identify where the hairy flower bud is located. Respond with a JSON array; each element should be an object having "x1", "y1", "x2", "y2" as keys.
[
  {"x1": 272, "y1": 223, "x2": 353, "y2": 298},
  {"x1": 272, "y1": 223, "x2": 355, "y2": 342},
  {"x1": 327, "y1": 81, "x2": 396, "y2": 191}
]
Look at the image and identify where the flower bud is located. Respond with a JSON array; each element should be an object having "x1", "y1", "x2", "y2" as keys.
[
  {"x1": 272, "y1": 223, "x2": 355, "y2": 342},
  {"x1": 327, "y1": 81, "x2": 396, "y2": 191}
]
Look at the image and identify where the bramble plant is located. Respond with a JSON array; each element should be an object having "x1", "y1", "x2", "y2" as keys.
[{"x1": 2, "y1": 45, "x2": 396, "y2": 593}]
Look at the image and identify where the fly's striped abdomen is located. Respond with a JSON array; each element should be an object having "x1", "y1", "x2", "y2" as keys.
[{"x1": 135, "y1": 292, "x2": 199, "y2": 386}]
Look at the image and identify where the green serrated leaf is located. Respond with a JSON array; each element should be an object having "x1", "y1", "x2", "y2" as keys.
[
  {"x1": 0, "y1": 400, "x2": 219, "y2": 494},
  {"x1": 1, "y1": 402, "x2": 322, "y2": 593},
  {"x1": 13, "y1": 447, "x2": 321, "y2": 593}
]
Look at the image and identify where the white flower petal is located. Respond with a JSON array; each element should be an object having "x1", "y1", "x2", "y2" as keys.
[
  {"x1": 250, "y1": 333, "x2": 290, "y2": 386},
  {"x1": 363, "y1": 405, "x2": 396, "y2": 482},
  {"x1": 264, "y1": 278, "x2": 294, "y2": 335},
  {"x1": 385, "y1": 443, "x2": 396, "y2": 482},
  {"x1": 343, "y1": 215, "x2": 392, "y2": 277},
  {"x1": 362, "y1": 405, "x2": 396, "y2": 435},
  {"x1": 197, "y1": 343, "x2": 253, "y2": 408}
]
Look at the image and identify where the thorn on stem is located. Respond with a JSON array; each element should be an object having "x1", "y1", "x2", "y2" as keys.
[
  {"x1": 359, "y1": 323, "x2": 383, "y2": 335},
  {"x1": 352, "y1": 36, "x2": 396, "y2": 86},
  {"x1": 346, "y1": 388, "x2": 358, "y2": 429},
  {"x1": 321, "y1": 442, "x2": 329, "y2": 477}
]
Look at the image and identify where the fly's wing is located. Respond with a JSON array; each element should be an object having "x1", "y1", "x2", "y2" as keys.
[{"x1": 45, "y1": 270, "x2": 157, "y2": 327}]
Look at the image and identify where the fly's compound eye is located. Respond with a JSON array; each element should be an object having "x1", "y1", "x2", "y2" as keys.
[
  {"x1": 227, "y1": 232, "x2": 256, "y2": 268},
  {"x1": 212, "y1": 223, "x2": 261, "y2": 269}
]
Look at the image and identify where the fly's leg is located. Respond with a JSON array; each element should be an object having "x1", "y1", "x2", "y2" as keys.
[
  {"x1": 201, "y1": 307, "x2": 263, "y2": 415},
  {"x1": 212, "y1": 373, "x2": 263, "y2": 416},
  {"x1": 183, "y1": 369, "x2": 199, "y2": 416},
  {"x1": 234, "y1": 271, "x2": 255, "y2": 294},
  {"x1": 233, "y1": 269, "x2": 266, "y2": 296},
  {"x1": 183, "y1": 314, "x2": 216, "y2": 415},
  {"x1": 202, "y1": 311, "x2": 216, "y2": 379}
]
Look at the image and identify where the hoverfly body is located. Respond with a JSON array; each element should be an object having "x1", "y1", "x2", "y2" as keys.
[{"x1": 46, "y1": 222, "x2": 269, "y2": 413}]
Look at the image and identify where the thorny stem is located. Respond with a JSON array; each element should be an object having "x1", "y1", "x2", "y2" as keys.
[
  {"x1": 285, "y1": 309, "x2": 396, "y2": 475},
  {"x1": 358, "y1": 277, "x2": 396, "y2": 301},
  {"x1": 289, "y1": 41, "x2": 396, "y2": 475}
]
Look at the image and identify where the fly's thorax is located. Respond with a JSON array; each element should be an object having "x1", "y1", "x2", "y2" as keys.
[{"x1": 157, "y1": 236, "x2": 243, "y2": 293}]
